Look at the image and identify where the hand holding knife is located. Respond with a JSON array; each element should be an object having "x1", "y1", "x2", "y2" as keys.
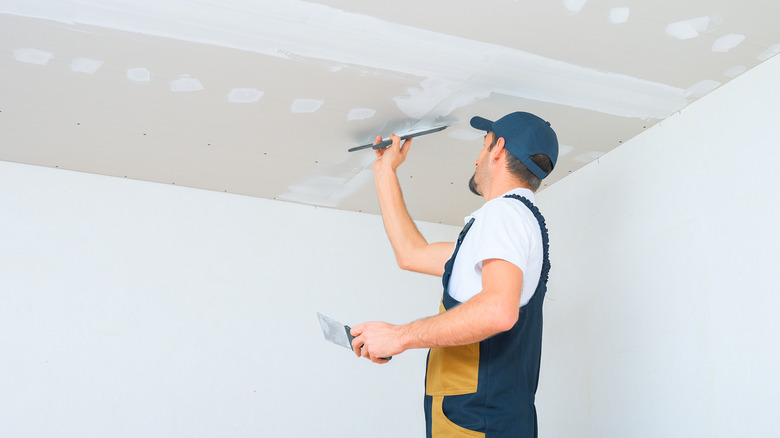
[{"x1": 317, "y1": 312, "x2": 392, "y2": 362}]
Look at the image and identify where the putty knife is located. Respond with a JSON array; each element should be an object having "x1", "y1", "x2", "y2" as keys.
[
  {"x1": 348, "y1": 125, "x2": 449, "y2": 152},
  {"x1": 316, "y1": 312, "x2": 391, "y2": 360}
]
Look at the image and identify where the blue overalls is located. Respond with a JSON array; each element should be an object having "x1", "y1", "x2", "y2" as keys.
[{"x1": 424, "y1": 195, "x2": 551, "y2": 438}]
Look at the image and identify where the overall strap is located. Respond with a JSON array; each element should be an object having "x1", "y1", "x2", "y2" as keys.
[
  {"x1": 442, "y1": 217, "x2": 475, "y2": 291},
  {"x1": 502, "y1": 194, "x2": 551, "y2": 289}
]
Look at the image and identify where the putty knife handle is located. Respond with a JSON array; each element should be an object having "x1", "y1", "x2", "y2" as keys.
[
  {"x1": 347, "y1": 139, "x2": 391, "y2": 152},
  {"x1": 346, "y1": 325, "x2": 392, "y2": 361}
]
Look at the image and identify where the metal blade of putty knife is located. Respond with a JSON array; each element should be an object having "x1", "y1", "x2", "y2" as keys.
[
  {"x1": 317, "y1": 312, "x2": 354, "y2": 350},
  {"x1": 348, "y1": 124, "x2": 450, "y2": 152},
  {"x1": 316, "y1": 312, "x2": 392, "y2": 360}
]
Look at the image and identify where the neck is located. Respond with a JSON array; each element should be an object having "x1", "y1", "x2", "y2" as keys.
[{"x1": 482, "y1": 175, "x2": 529, "y2": 202}]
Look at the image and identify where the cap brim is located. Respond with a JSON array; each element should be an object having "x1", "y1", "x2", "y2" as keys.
[{"x1": 470, "y1": 116, "x2": 493, "y2": 132}]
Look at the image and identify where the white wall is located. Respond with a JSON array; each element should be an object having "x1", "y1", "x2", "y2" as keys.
[
  {"x1": 4, "y1": 52, "x2": 780, "y2": 438},
  {"x1": 536, "y1": 54, "x2": 780, "y2": 436},
  {"x1": 0, "y1": 163, "x2": 459, "y2": 437}
]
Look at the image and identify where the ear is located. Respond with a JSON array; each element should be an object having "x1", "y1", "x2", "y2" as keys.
[{"x1": 490, "y1": 137, "x2": 507, "y2": 162}]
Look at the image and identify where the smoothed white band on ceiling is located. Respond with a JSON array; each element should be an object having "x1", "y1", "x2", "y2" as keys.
[
  {"x1": 757, "y1": 44, "x2": 780, "y2": 61},
  {"x1": 1, "y1": 0, "x2": 689, "y2": 120},
  {"x1": 278, "y1": 152, "x2": 376, "y2": 208},
  {"x1": 687, "y1": 80, "x2": 721, "y2": 98},
  {"x1": 558, "y1": 144, "x2": 575, "y2": 157},
  {"x1": 723, "y1": 66, "x2": 747, "y2": 78},
  {"x1": 574, "y1": 151, "x2": 604, "y2": 163},
  {"x1": 448, "y1": 129, "x2": 483, "y2": 141}
]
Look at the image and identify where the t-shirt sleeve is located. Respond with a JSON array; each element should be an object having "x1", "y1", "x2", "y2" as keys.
[{"x1": 469, "y1": 199, "x2": 533, "y2": 276}]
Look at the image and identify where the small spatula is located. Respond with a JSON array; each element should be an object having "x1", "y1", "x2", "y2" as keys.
[{"x1": 316, "y1": 312, "x2": 391, "y2": 360}]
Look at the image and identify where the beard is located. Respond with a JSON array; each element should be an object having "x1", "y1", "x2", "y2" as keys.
[{"x1": 468, "y1": 173, "x2": 481, "y2": 196}]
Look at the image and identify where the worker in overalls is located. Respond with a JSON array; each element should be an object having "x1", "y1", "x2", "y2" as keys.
[{"x1": 351, "y1": 111, "x2": 558, "y2": 438}]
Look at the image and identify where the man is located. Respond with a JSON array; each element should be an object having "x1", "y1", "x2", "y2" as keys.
[{"x1": 350, "y1": 111, "x2": 558, "y2": 437}]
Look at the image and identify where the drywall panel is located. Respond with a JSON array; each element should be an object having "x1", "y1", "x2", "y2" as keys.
[
  {"x1": 535, "y1": 53, "x2": 780, "y2": 436},
  {"x1": 0, "y1": 161, "x2": 460, "y2": 437}
]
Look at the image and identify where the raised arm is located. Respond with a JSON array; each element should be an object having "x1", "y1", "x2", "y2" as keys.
[{"x1": 373, "y1": 134, "x2": 454, "y2": 276}]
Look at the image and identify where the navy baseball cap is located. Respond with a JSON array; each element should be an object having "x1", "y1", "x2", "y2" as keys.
[{"x1": 470, "y1": 112, "x2": 559, "y2": 180}]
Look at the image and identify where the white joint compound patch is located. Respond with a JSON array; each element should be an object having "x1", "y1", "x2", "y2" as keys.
[
  {"x1": 563, "y1": 0, "x2": 588, "y2": 14},
  {"x1": 665, "y1": 16, "x2": 711, "y2": 40},
  {"x1": 14, "y1": 48, "x2": 53, "y2": 65},
  {"x1": 228, "y1": 88, "x2": 264, "y2": 103},
  {"x1": 127, "y1": 67, "x2": 151, "y2": 82},
  {"x1": 712, "y1": 34, "x2": 745, "y2": 53},
  {"x1": 70, "y1": 57, "x2": 103, "y2": 74},
  {"x1": 347, "y1": 108, "x2": 376, "y2": 121},
  {"x1": 170, "y1": 75, "x2": 203, "y2": 92},
  {"x1": 609, "y1": 8, "x2": 630, "y2": 24},
  {"x1": 291, "y1": 99, "x2": 324, "y2": 113}
]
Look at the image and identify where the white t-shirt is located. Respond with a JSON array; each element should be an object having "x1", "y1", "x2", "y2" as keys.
[{"x1": 447, "y1": 188, "x2": 544, "y2": 308}]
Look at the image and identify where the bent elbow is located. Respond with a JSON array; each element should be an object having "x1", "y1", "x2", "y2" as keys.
[
  {"x1": 395, "y1": 255, "x2": 415, "y2": 272},
  {"x1": 493, "y1": 310, "x2": 519, "y2": 333}
]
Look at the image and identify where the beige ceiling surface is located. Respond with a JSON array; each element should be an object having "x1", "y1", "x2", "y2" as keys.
[{"x1": 2, "y1": 0, "x2": 779, "y2": 225}]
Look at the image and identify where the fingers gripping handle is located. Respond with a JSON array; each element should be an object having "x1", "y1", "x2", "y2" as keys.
[{"x1": 346, "y1": 325, "x2": 392, "y2": 361}]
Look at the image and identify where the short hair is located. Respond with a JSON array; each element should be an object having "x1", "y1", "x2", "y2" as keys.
[{"x1": 489, "y1": 133, "x2": 553, "y2": 192}]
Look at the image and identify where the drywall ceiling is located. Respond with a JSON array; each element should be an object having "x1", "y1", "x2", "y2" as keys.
[{"x1": 2, "y1": 0, "x2": 779, "y2": 225}]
